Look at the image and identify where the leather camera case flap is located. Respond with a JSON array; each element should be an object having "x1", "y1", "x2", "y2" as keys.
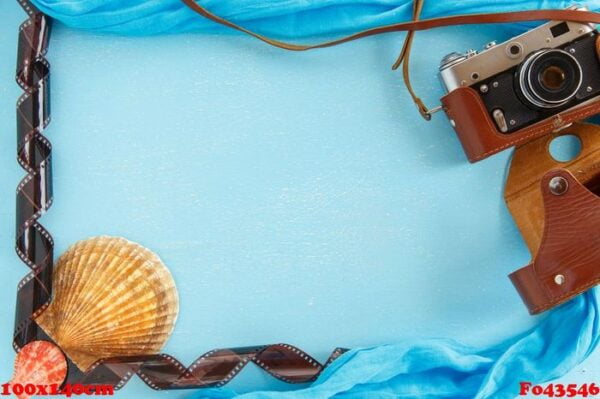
[
  {"x1": 509, "y1": 169, "x2": 600, "y2": 314},
  {"x1": 505, "y1": 123, "x2": 600, "y2": 314}
]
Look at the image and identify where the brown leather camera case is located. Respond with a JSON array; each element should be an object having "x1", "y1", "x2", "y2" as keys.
[
  {"x1": 505, "y1": 123, "x2": 600, "y2": 314},
  {"x1": 442, "y1": 89, "x2": 600, "y2": 163}
]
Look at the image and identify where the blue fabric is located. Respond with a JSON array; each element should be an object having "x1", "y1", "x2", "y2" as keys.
[
  {"x1": 27, "y1": 0, "x2": 600, "y2": 398},
  {"x1": 195, "y1": 289, "x2": 600, "y2": 398},
  {"x1": 29, "y1": 0, "x2": 600, "y2": 36}
]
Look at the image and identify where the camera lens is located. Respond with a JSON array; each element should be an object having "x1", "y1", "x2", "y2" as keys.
[
  {"x1": 540, "y1": 66, "x2": 567, "y2": 90},
  {"x1": 517, "y1": 49, "x2": 582, "y2": 109}
]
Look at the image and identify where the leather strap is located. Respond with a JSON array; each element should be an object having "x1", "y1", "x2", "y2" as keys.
[
  {"x1": 180, "y1": 0, "x2": 600, "y2": 119},
  {"x1": 391, "y1": 0, "x2": 431, "y2": 119}
]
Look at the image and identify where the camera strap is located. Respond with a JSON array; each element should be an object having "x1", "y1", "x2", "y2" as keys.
[{"x1": 180, "y1": 0, "x2": 600, "y2": 120}]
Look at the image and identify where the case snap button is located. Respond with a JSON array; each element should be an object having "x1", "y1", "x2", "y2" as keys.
[{"x1": 549, "y1": 176, "x2": 568, "y2": 196}]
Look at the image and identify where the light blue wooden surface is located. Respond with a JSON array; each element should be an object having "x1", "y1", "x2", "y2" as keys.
[{"x1": 1, "y1": 2, "x2": 599, "y2": 397}]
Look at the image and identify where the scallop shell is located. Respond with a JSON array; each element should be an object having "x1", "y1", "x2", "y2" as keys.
[
  {"x1": 35, "y1": 236, "x2": 179, "y2": 371},
  {"x1": 11, "y1": 341, "x2": 67, "y2": 399}
]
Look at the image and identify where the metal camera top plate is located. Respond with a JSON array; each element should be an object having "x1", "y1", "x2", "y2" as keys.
[{"x1": 439, "y1": 16, "x2": 596, "y2": 93}]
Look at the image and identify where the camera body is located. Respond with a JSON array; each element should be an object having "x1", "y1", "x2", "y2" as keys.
[{"x1": 439, "y1": 9, "x2": 600, "y2": 162}]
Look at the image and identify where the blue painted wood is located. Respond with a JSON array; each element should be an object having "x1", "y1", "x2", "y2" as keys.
[{"x1": 0, "y1": 2, "x2": 598, "y2": 397}]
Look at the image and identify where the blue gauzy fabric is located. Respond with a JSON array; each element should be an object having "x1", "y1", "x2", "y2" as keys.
[
  {"x1": 28, "y1": 0, "x2": 600, "y2": 36},
  {"x1": 27, "y1": 0, "x2": 600, "y2": 398},
  {"x1": 195, "y1": 289, "x2": 600, "y2": 398}
]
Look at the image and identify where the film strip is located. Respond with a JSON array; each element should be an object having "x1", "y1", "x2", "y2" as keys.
[
  {"x1": 14, "y1": 0, "x2": 53, "y2": 351},
  {"x1": 13, "y1": 0, "x2": 346, "y2": 390}
]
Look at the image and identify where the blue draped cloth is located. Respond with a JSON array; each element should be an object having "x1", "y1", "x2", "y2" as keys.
[
  {"x1": 30, "y1": 0, "x2": 600, "y2": 36},
  {"x1": 241, "y1": 290, "x2": 600, "y2": 398},
  {"x1": 26, "y1": 0, "x2": 600, "y2": 397},
  {"x1": 196, "y1": 289, "x2": 600, "y2": 398}
]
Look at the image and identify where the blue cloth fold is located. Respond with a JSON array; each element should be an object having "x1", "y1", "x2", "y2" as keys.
[
  {"x1": 29, "y1": 0, "x2": 600, "y2": 36},
  {"x1": 26, "y1": 0, "x2": 600, "y2": 397}
]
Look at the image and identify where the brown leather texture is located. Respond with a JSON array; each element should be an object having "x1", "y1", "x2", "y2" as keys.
[
  {"x1": 509, "y1": 169, "x2": 600, "y2": 314},
  {"x1": 505, "y1": 123, "x2": 600, "y2": 256},
  {"x1": 442, "y1": 87, "x2": 600, "y2": 162}
]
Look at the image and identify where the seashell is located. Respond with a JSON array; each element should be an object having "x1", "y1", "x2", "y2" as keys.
[
  {"x1": 35, "y1": 236, "x2": 179, "y2": 371},
  {"x1": 11, "y1": 341, "x2": 67, "y2": 399}
]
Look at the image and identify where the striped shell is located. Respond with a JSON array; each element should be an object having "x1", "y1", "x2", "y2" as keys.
[
  {"x1": 35, "y1": 236, "x2": 179, "y2": 371},
  {"x1": 11, "y1": 341, "x2": 67, "y2": 399}
]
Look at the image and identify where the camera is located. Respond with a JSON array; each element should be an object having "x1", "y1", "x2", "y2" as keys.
[{"x1": 438, "y1": 7, "x2": 600, "y2": 162}]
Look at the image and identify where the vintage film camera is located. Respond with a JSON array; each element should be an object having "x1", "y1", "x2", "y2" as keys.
[{"x1": 438, "y1": 7, "x2": 600, "y2": 162}]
